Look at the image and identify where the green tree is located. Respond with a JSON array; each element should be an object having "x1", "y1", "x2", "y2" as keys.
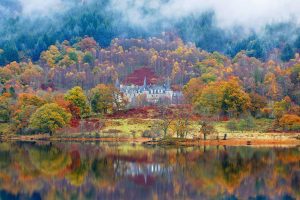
[
  {"x1": 195, "y1": 82, "x2": 223, "y2": 117},
  {"x1": 281, "y1": 44, "x2": 294, "y2": 62},
  {"x1": 294, "y1": 34, "x2": 300, "y2": 51},
  {"x1": 249, "y1": 93, "x2": 267, "y2": 117},
  {"x1": 90, "y1": 84, "x2": 127, "y2": 114},
  {"x1": 90, "y1": 84, "x2": 112, "y2": 114},
  {"x1": 29, "y1": 103, "x2": 71, "y2": 135},
  {"x1": 68, "y1": 51, "x2": 78, "y2": 63},
  {"x1": 0, "y1": 94, "x2": 13, "y2": 123},
  {"x1": 65, "y1": 86, "x2": 90, "y2": 117},
  {"x1": 83, "y1": 52, "x2": 95, "y2": 65},
  {"x1": 273, "y1": 96, "x2": 292, "y2": 120}
]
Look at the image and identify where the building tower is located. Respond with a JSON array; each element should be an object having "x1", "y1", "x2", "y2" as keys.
[
  {"x1": 115, "y1": 77, "x2": 120, "y2": 89},
  {"x1": 143, "y1": 76, "x2": 147, "y2": 89},
  {"x1": 166, "y1": 77, "x2": 171, "y2": 90}
]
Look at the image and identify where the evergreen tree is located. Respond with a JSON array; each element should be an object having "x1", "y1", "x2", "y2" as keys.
[{"x1": 281, "y1": 44, "x2": 295, "y2": 62}]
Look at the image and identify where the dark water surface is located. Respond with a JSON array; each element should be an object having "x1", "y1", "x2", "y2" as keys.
[{"x1": 0, "y1": 142, "x2": 299, "y2": 200}]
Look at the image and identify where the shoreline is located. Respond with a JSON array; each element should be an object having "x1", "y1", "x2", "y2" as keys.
[{"x1": 2, "y1": 135, "x2": 300, "y2": 147}]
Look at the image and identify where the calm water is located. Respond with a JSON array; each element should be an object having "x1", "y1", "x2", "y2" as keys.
[{"x1": 0, "y1": 142, "x2": 298, "y2": 200}]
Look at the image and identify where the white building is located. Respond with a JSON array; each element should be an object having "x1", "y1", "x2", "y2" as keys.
[{"x1": 116, "y1": 77, "x2": 182, "y2": 105}]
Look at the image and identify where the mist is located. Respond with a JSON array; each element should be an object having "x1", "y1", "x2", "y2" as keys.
[
  {"x1": 2, "y1": 0, "x2": 298, "y2": 30},
  {"x1": 19, "y1": 0, "x2": 70, "y2": 16},
  {"x1": 1, "y1": 0, "x2": 300, "y2": 65},
  {"x1": 108, "y1": 0, "x2": 300, "y2": 31}
]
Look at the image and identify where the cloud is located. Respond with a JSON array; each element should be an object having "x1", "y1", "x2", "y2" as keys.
[
  {"x1": 18, "y1": 0, "x2": 74, "y2": 17},
  {"x1": 109, "y1": 0, "x2": 300, "y2": 30},
  {"x1": 2, "y1": 0, "x2": 300, "y2": 31}
]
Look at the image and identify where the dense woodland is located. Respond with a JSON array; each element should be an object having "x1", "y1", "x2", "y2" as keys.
[
  {"x1": 1, "y1": 0, "x2": 300, "y2": 66},
  {"x1": 1, "y1": 33, "x2": 300, "y2": 135}
]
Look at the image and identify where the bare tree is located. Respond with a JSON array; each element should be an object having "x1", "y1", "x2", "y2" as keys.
[
  {"x1": 199, "y1": 120, "x2": 217, "y2": 140},
  {"x1": 171, "y1": 106, "x2": 192, "y2": 139},
  {"x1": 157, "y1": 105, "x2": 173, "y2": 138}
]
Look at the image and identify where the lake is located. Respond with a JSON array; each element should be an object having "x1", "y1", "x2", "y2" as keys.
[{"x1": 0, "y1": 142, "x2": 298, "y2": 200}]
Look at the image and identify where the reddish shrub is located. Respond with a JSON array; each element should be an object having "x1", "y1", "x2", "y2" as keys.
[{"x1": 279, "y1": 114, "x2": 300, "y2": 131}]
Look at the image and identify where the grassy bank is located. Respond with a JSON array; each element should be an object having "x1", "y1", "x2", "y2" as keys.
[
  {"x1": 1, "y1": 118, "x2": 299, "y2": 146},
  {"x1": 55, "y1": 118, "x2": 295, "y2": 140}
]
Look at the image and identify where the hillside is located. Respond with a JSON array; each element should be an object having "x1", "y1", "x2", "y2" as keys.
[
  {"x1": 1, "y1": 1, "x2": 300, "y2": 66},
  {"x1": 0, "y1": 35, "x2": 300, "y2": 135}
]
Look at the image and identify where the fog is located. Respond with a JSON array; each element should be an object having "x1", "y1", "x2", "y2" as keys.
[
  {"x1": 2, "y1": 0, "x2": 299, "y2": 30},
  {"x1": 19, "y1": 0, "x2": 69, "y2": 16},
  {"x1": 109, "y1": 0, "x2": 300, "y2": 30},
  {"x1": 1, "y1": 0, "x2": 300, "y2": 64}
]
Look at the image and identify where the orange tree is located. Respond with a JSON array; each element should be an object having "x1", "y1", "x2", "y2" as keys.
[{"x1": 279, "y1": 114, "x2": 300, "y2": 131}]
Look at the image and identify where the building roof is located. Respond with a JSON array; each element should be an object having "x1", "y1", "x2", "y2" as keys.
[{"x1": 124, "y1": 67, "x2": 160, "y2": 86}]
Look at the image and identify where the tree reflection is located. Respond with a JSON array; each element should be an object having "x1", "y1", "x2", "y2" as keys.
[{"x1": 0, "y1": 142, "x2": 298, "y2": 200}]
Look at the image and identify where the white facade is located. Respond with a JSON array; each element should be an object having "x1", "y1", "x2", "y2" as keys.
[{"x1": 116, "y1": 77, "x2": 182, "y2": 105}]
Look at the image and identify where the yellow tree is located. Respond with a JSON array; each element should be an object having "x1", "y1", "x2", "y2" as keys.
[
  {"x1": 41, "y1": 45, "x2": 61, "y2": 68},
  {"x1": 20, "y1": 62, "x2": 44, "y2": 88},
  {"x1": 195, "y1": 82, "x2": 223, "y2": 117},
  {"x1": 183, "y1": 78, "x2": 203, "y2": 104},
  {"x1": 171, "y1": 62, "x2": 181, "y2": 83},
  {"x1": 220, "y1": 78, "x2": 251, "y2": 117},
  {"x1": 64, "y1": 86, "x2": 90, "y2": 118},
  {"x1": 29, "y1": 103, "x2": 71, "y2": 135},
  {"x1": 264, "y1": 72, "x2": 281, "y2": 101},
  {"x1": 12, "y1": 93, "x2": 46, "y2": 134}
]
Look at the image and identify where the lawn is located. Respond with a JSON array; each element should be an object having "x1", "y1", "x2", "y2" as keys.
[
  {"x1": 214, "y1": 118, "x2": 274, "y2": 133},
  {"x1": 30, "y1": 117, "x2": 290, "y2": 141},
  {"x1": 102, "y1": 118, "x2": 155, "y2": 137}
]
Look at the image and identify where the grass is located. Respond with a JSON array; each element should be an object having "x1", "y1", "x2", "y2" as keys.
[
  {"x1": 5, "y1": 116, "x2": 294, "y2": 142},
  {"x1": 0, "y1": 123, "x2": 11, "y2": 136},
  {"x1": 215, "y1": 118, "x2": 274, "y2": 133},
  {"x1": 57, "y1": 118, "x2": 156, "y2": 139},
  {"x1": 57, "y1": 118, "x2": 279, "y2": 140},
  {"x1": 102, "y1": 118, "x2": 154, "y2": 137}
]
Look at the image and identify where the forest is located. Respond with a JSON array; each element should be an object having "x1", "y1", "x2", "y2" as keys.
[
  {"x1": 1, "y1": 0, "x2": 300, "y2": 137},
  {"x1": 0, "y1": 2, "x2": 300, "y2": 200},
  {"x1": 1, "y1": 33, "x2": 300, "y2": 136},
  {"x1": 1, "y1": 0, "x2": 300, "y2": 66}
]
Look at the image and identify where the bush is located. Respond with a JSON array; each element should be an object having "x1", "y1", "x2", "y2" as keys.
[
  {"x1": 127, "y1": 118, "x2": 146, "y2": 125},
  {"x1": 238, "y1": 116, "x2": 256, "y2": 131},
  {"x1": 279, "y1": 114, "x2": 300, "y2": 131},
  {"x1": 261, "y1": 108, "x2": 273, "y2": 119},
  {"x1": 142, "y1": 128, "x2": 161, "y2": 139},
  {"x1": 226, "y1": 116, "x2": 256, "y2": 132},
  {"x1": 226, "y1": 120, "x2": 238, "y2": 132},
  {"x1": 103, "y1": 129, "x2": 122, "y2": 134},
  {"x1": 142, "y1": 130, "x2": 154, "y2": 138}
]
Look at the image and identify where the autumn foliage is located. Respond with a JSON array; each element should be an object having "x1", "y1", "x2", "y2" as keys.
[
  {"x1": 279, "y1": 114, "x2": 300, "y2": 131},
  {"x1": 1, "y1": 36, "x2": 300, "y2": 134}
]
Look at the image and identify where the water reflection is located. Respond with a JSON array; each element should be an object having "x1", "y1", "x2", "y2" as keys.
[{"x1": 0, "y1": 142, "x2": 298, "y2": 200}]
